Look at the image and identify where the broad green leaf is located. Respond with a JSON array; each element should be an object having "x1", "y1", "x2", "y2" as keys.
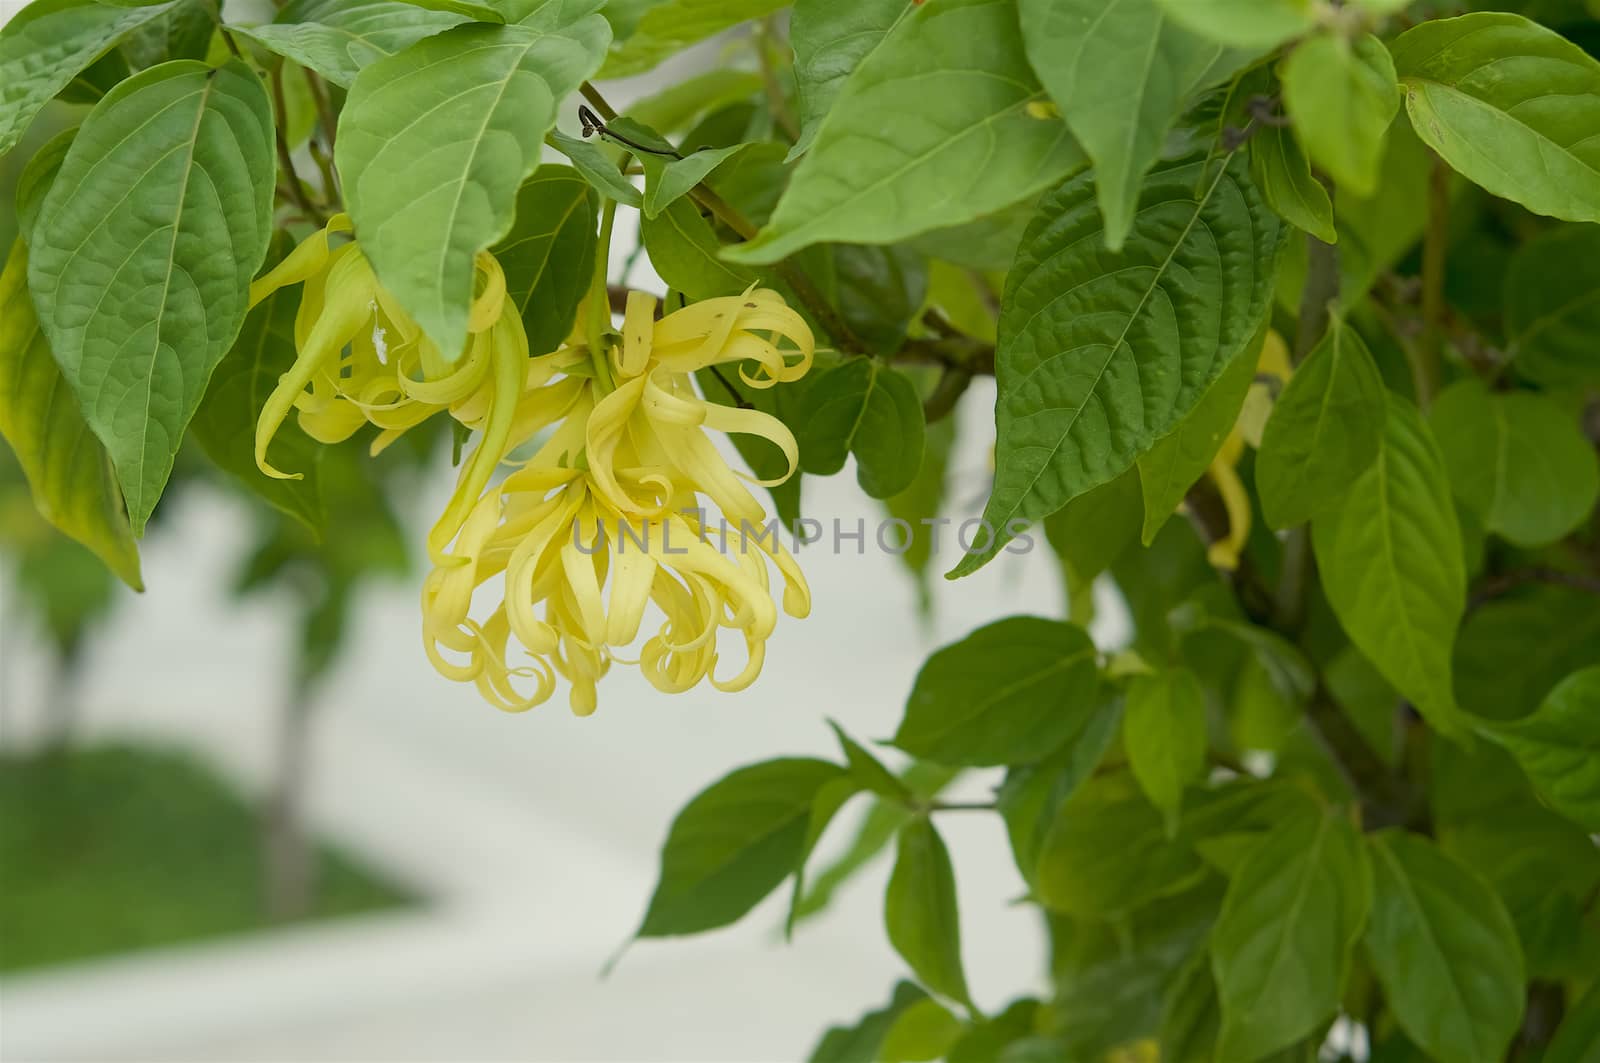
[
  {"x1": 1546, "y1": 980, "x2": 1600, "y2": 1063},
  {"x1": 0, "y1": 0, "x2": 180, "y2": 158},
  {"x1": 493, "y1": 165, "x2": 598, "y2": 357},
  {"x1": 1430, "y1": 379, "x2": 1600, "y2": 548},
  {"x1": 724, "y1": 0, "x2": 1086, "y2": 265},
  {"x1": 879, "y1": 998, "x2": 963, "y2": 1063},
  {"x1": 1043, "y1": 466, "x2": 1143, "y2": 611},
  {"x1": 947, "y1": 1000, "x2": 1042, "y2": 1063},
  {"x1": 639, "y1": 143, "x2": 742, "y2": 219},
  {"x1": 14, "y1": 125, "x2": 76, "y2": 246},
  {"x1": 625, "y1": 69, "x2": 763, "y2": 137},
  {"x1": 400, "y1": 0, "x2": 506, "y2": 19},
  {"x1": 1505, "y1": 224, "x2": 1600, "y2": 386},
  {"x1": 809, "y1": 982, "x2": 930, "y2": 1063},
  {"x1": 600, "y1": 0, "x2": 788, "y2": 77},
  {"x1": 796, "y1": 359, "x2": 924, "y2": 499},
  {"x1": 1036, "y1": 773, "x2": 1207, "y2": 918},
  {"x1": 825, "y1": 245, "x2": 929, "y2": 358},
  {"x1": 641, "y1": 196, "x2": 757, "y2": 299},
  {"x1": 336, "y1": 16, "x2": 610, "y2": 359},
  {"x1": 1282, "y1": 32, "x2": 1399, "y2": 197},
  {"x1": 1455, "y1": 584, "x2": 1600, "y2": 723},
  {"x1": 1153, "y1": 0, "x2": 1315, "y2": 49},
  {"x1": 1178, "y1": 778, "x2": 1323, "y2": 875},
  {"x1": 547, "y1": 129, "x2": 643, "y2": 207},
  {"x1": 28, "y1": 60, "x2": 275, "y2": 534},
  {"x1": 121, "y1": 0, "x2": 217, "y2": 68},
  {"x1": 189, "y1": 236, "x2": 324, "y2": 532},
  {"x1": 885, "y1": 817, "x2": 973, "y2": 1009},
  {"x1": 950, "y1": 153, "x2": 1280, "y2": 577},
  {"x1": 905, "y1": 199, "x2": 1036, "y2": 272},
  {"x1": 637, "y1": 757, "x2": 847, "y2": 936},
  {"x1": 1124, "y1": 667, "x2": 1208, "y2": 834},
  {"x1": 1020, "y1": 0, "x2": 1242, "y2": 250},
  {"x1": 788, "y1": 0, "x2": 906, "y2": 158},
  {"x1": 1391, "y1": 12, "x2": 1600, "y2": 224},
  {"x1": 1256, "y1": 316, "x2": 1386, "y2": 529},
  {"x1": 1364, "y1": 831, "x2": 1525, "y2": 1063},
  {"x1": 786, "y1": 773, "x2": 864, "y2": 937},
  {"x1": 828, "y1": 720, "x2": 909, "y2": 802},
  {"x1": 895, "y1": 616, "x2": 1100, "y2": 767},
  {"x1": 0, "y1": 240, "x2": 141, "y2": 590},
  {"x1": 1311, "y1": 395, "x2": 1468, "y2": 738},
  {"x1": 884, "y1": 414, "x2": 954, "y2": 613},
  {"x1": 1137, "y1": 325, "x2": 1261, "y2": 544},
  {"x1": 1169, "y1": 602, "x2": 1317, "y2": 705},
  {"x1": 233, "y1": 0, "x2": 471, "y2": 89},
  {"x1": 1250, "y1": 125, "x2": 1336, "y2": 243},
  {"x1": 1211, "y1": 808, "x2": 1371, "y2": 1061},
  {"x1": 1485, "y1": 666, "x2": 1600, "y2": 832}
]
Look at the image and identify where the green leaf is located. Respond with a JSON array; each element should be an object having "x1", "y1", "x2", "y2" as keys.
[
  {"x1": 1311, "y1": 395, "x2": 1468, "y2": 739},
  {"x1": 336, "y1": 16, "x2": 610, "y2": 358},
  {"x1": 1124, "y1": 667, "x2": 1208, "y2": 834},
  {"x1": 121, "y1": 0, "x2": 217, "y2": 68},
  {"x1": 1455, "y1": 584, "x2": 1600, "y2": 723},
  {"x1": 639, "y1": 143, "x2": 742, "y2": 219},
  {"x1": 28, "y1": 59, "x2": 275, "y2": 535},
  {"x1": 895, "y1": 616, "x2": 1101, "y2": 767},
  {"x1": 786, "y1": 774, "x2": 864, "y2": 937},
  {"x1": 1036, "y1": 773, "x2": 1206, "y2": 918},
  {"x1": 948, "y1": 1000, "x2": 1042, "y2": 1063},
  {"x1": 1044, "y1": 466, "x2": 1143, "y2": 614},
  {"x1": 637, "y1": 757, "x2": 847, "y2": 937},
  {"x1": 1282, "y1": 32, "x2": 1399, "y2": 197},
  {"x1": 949, "y1": 153, "x2": 1280, "y2": 577},
  {"x1": 828, "y1": 720, "x2": 909, "y2": 802},
  {"x1": 1153, "y1": 0, "x2": 1315, "y2": 49},
  {"x1": 625, "y1": 69, "x2": 763, "y2": 137},
  {"x1": 1546, "y1": 980, "x2": 1600, "y2": 1063},
  {"x1": 493, "y1": 165, "x2": 598, "y2": 357},
  {"x1": 1430, "y1": 379, "x2": 1600, "y2": 548},
  {"x1": 0, "y1": 0, "x2": 181, "y2": 158},
  {"x1": 879, "y1": 998, "x2": 964, "y2": 1063},
  {"x1": 826, "y1": 244, "x2": 929, "y2": 358},
  {"x1": 1485, "y1": 666, "x2": 1600, "y2": 833},
  {"x1": 232, "y1": 0, "x2": 471, "y2": 89},
  {"x1": 1504, "y1": 224, "x2": 1600, "y2": 386},
  {"x1": 788, "y1": 0, "x2": 906, "y2": 158},
  {"x1": 723, "y1": 0, "x2": 1086, "y2": 265},
  {"x1": 885, "y1": 817, "x2": 973, "y2": 1009},
  {"x1": 885, "y1": 413, "x2": 954, "y2": 612},
  {"x1": 189, "y1": 235, "x2": 324, "y2": 532},
  {"x1": 548, "y1": 129, "x2": 643, "y2": 207},
  {"x1": 600, "y1": 0, "x2": 788, "y2": 77},
  {"x1": 1391, "y1": 12, "x2": 1600, "y2": 224},
  {"x1": 641, "y1": 196, "x2": 757, "y2": 299},
  {"x1": 809, "y1": 982, "x2": 931, "y2": 1063},
  {"x1": 1256, "y1": 316, "x2": 1386, "y2": 529},
  {"x1": 14, "y1": 125, "x2": 77, "y2": 247},
  {"x1": 1137, "y1": 325, "x2": 1261, "y2": 544},
  {"x1": 1211, "y1": 808, "x2": 1371, "y2": 1061},
  {"x1": 1250, "y1": 125, "x2": 1336, "y2": 244},
  {"x1": 0, "y1": 240, "x2": 141, "y2": 590},
  {"x1": 1020, "y1": 0, "x2": 1242, "y2": 250},
  {"x1": 796, "y1": 359, "x2": 925, "y2": 500},
  {"x1": 1364, "y1": 831, "x2": 1525, "y2": 1063}
]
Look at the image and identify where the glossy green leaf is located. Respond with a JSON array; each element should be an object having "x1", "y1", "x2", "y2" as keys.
[
  {"x1": 1546, "y1": 980, "x2": 1600, "y2": 1063},
  {"x1": 189, "y1": 236, "x2": 324, "y2": 532},
  {"x1": 884, "y1": 414, "x2": 954, "y2": 612},
  {"x1": 895, "y1": 616, "x2": 1101, "y2": 767},
  {"x1": 788, "y1": 0, "x2": 906, "y2": 158},
  {"x1": 1256, "y1": 316, "x2": 1386, "y2": 529},
  {"x1": 1043, "y1": 466, "x2": 1143, "y2": 608},
  {"x1": 493, "y1": 165, "x2": 598, "y2": 356},
  {"x1": 0, "y1": 240, "x2": 141, "y2": 590},
  {"x1": 1020, "y1": 0, "x2": 1242, "y2": 249},
  {"x1": 885, "y1": 817, "x2": 973, "y2": 1009},
  {"x1": 14, "y1": 125, "x2": 76, "y2": 246},
  {"x1": 625, "y1": 69, "x2": 764, "y2": 137},
  {"x1": 1364, "y1": 831, "x2": 1525, "y2": 1063},
  {"x1": 796, "y1": 359, "x2": 924, "y2": 499},
  {"x1": 1485, "y1": 666, "x2": 1600, "y2": 833},
  {"x1": 947, "y1": 1000, "x2": 1042, "y2": 1063},
  {"x1": 233, "y1": 0, "x2": 470, "y2": 89},
  {"x1": 1391, "y1": 12, "x2": 1600, "y2": 224},
  {"x1": 786, "y1": 773, "x2": 865, "y2": 937},
  {"x1": 548, "y1": 129, "x2": 643, "y2": 207},
  {"x1": 1036, "y1": 773, "x2": 1206, "y2": 917},
  {"x1": 641, "y1": 196, "x2": 758, "y2": 299},
  {"x1": 1505, "y1": 224, "x2": 1600, "y2": 386},
  {"x1": 28, "y1": 59, "x2": 275, "y2": 535},
  {"x1": 1137, "y1": 325, "x2": 1261, "y2": 543},
  {"x1": 637, "y1": 757, "x2": 848, "y2": 937},
  {"x1": 1124, "y1": 667, "x2": 1208, "y2": 834},
  {"x1": 601, "y1": 0, "x2": 787, "y2": 77},
  {"x1": 950, "y1": 153, "x2": 1280, "y2": 577},
  {"x1": 1153, "y1": 0, "x2": 1315, "y2": 49},
  {"x1": 0, "y1": 0, "x2": 180, "y2": 158},
  {"x1": 121, "y1": 0, "x2": 216, "y2": 68},
  {"x1": 724, "y1": 0, "x2": 1086, "y2": 265},
  {"x1": 1282, "y1": 32, "x2": 1399, "y2": 197},
  {"x1": 826, "y1": 244, "x2": 929, "y2": 358},
  {"x1": 336, "y1": 16, "x2": 610, "y2": 358},
  {"x1": 880, "y1": 998, "x2": 963, "y2": 1063},
  {"x1": 1430, "y1": 379, "x2": 1599, "y2": 548},
  {"x1": 1455, "y1": 585, "x2": 1600, "y2": 723},
  {"x1": 1311, "y1": 395, "x2": 1468, "y2": 739},
  {"x1": 1250, "y1": 125, "x2": 1336, "y2": 243},
  {"x1": 809, "y1": 982, "x2": 931, "y2": 1063},
  {"x1": 639, "y1": 143, "x2": 741, "y2": 219},
  {"x1": 1211, "y1": 808, "x2": 1372, "y2": 1061},
  {"x1": 828, "y1": 720, "x2": 909, "y2": 803}
]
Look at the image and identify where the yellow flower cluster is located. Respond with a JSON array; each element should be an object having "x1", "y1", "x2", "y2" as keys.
[{"x1": 251, "y1": 219, "x2": 816, "y2": 715}]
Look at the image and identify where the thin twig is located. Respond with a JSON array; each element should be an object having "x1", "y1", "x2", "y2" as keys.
[
  {"x1": 756, "y1": 17, "x2": 800, "y2": 143},
  {"x1": 269, "y1": 65, "x2": 326, "y2": 226},
  {"x1": 1469, "y1": 566, "x2": 1600, "y2": 611},
  {"x1": 1416, "y1": 152, "x2": 1450, "y2": 407},
  {"x1": 304, "y1": 68, "x2": 339, "y2": 154}
]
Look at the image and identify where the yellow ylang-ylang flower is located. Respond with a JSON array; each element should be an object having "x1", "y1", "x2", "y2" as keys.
[{"x1": 419, "y1": 287, "x2": 816, "y2": 716}]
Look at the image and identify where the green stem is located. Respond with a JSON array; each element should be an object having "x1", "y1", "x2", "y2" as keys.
[
  {"x1": 588, "y1": 197, "x2": 619, "y2": 394},
  {"x1": 1416, "y1": 153, "x2": 1449, "y2": 408}
]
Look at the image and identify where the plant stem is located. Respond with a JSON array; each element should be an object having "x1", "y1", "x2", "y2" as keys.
[
  {"x1": 757, "y1": 18, "x2": 800, "y2": 142},
  {"x1": 588, "y1": 197, "x2": 620, "y2": 393},
  {"x1": 1295, "y1": 229, "x2": 1339, "y2": 362},
  {"x1": 270, "y1": 65, "x2": 326, "y2": 227},
  {"x1": 304, "y1": 68, "x2": 339, "y2": 154},
  {"x1": 1416, "y1": 153, "x2": 1449, "y2": 408}
]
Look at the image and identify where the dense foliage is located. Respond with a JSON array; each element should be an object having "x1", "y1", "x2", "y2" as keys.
[{"x1": 3, "y1": 0, "x2": 1600, "y2": 1059}]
